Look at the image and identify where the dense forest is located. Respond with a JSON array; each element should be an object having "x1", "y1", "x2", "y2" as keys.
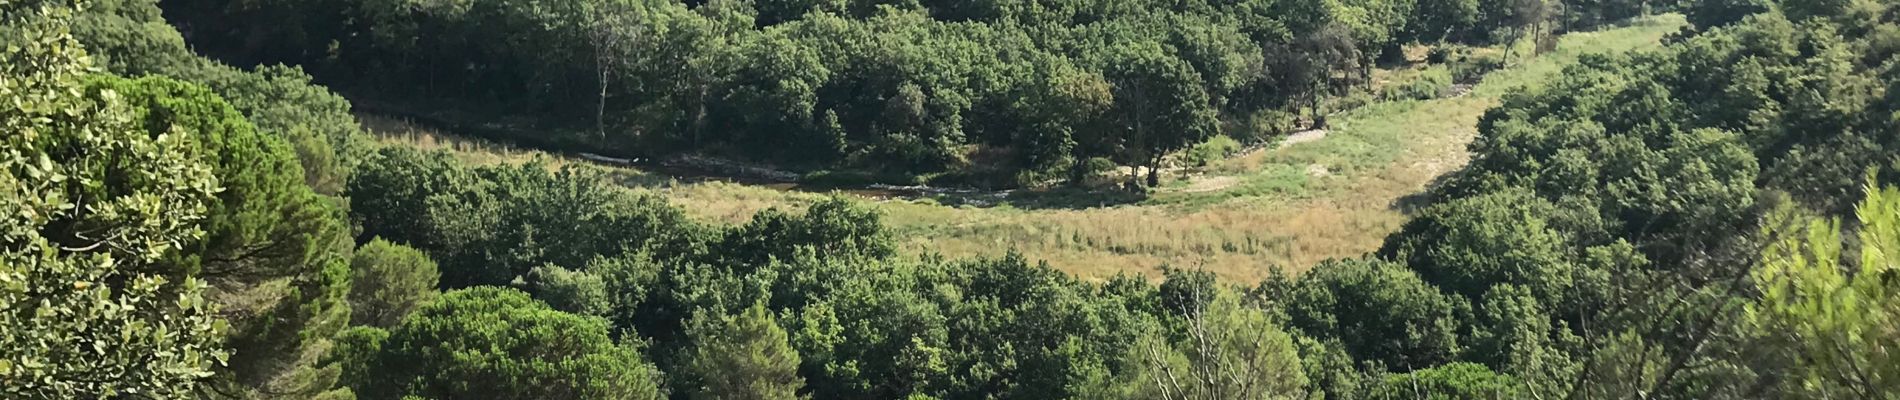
[
  {"x1": 5, "y1": 0, "x2": 1900, "y2": 398},
  {"x1": 152, "y1": 0, "x2": 1642, "y2": 186}
]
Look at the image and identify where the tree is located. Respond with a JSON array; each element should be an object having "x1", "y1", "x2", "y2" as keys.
[
  {"x1": 1103, "y1": 287, "x2": 1308, "y2": 400},
  {"x1": 1101, "y1": 42, "x2": 1218, "y2": 188},
  {"x1": 1381, "y1": 188, "x2": 1591, "y2": 308},
  {"x1": 349, "y1": 150, "x2": 703, "y2": 289},
  {"x1": 88, "y1": 72, "x2": 359, "y2": 400},
  {"x1": 1746, "y1": 180, "x2": 1900, "y2": 398},
  {"x1": 86, "y1": 73, "x2": 350, "y2": 287},
  {"x1": 347, "y1": 146, "x2": 463, "y2": 251},
  {"x1": 1683, "y1": 0, "x2": 1768, "y2": 28},
  {"x1": 348, "y1": 238, "x2": 439, "y2": 327},
  {"x1": 0, "y1": 2, "x2": 225, "y2": 396},
  {"x1": 721, "y1": 196, "x2": 895, "y2": 268},
  {"x1": 68, "y1": 0, "x2": 363, "y2": 195},
  {"x1": 1480, "y1": 0, "x2": 1549, "y2": 58},
  {"x1": 685, "y1": 302, "x2": 808, "y2": 400},
  {"x1": 1411, "y1": 0, "x2": 1481, "y2": 41},
  {"x1": 1263, "y1": 258, "x2": 1466, "y2": 371},
  {"x1": 1365, "y1": 362, "x2": 1522, "y2": 399},
  {"x1": 587, "y1": 0, "x2": 640, "y2": 139},
  {"x1": 338, "y1": 287, "x2": 665, "y2": 400},
  {"x1": 529, "y1": 264, "x2": 611, "y2": 317}
]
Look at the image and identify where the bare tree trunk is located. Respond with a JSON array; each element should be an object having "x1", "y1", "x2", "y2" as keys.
[
  {"x1": 693, "y1": 83, "x2": 708, "y2": 148},
  {"x1": 588, "y1": 2, "x2": 639, "y2": 144},
  {"x1": 596, "y1": 54, "x2": 610, "y2": 140}
]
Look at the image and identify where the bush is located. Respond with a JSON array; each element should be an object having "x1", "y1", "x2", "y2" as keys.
[
  {"x1": 1182, "y1": 135, "x2": 1244, "y2": 167},
  {"x1": 1083, "y1": 157, "x2": 1119, "y2": 175},
  {"x1": 1233, "y1": 108, "x2": 1298, "y2": 143},
  {"x1": 1426, "y1": 45, "x2": 1462, "y2": 64},
  {"x1": 1449, "y1": 52, "x2": 1504, "y2": 83},
  {"x1": 1365, "y1": 362, "x2": 1521, "y2": 399},
  {"x1": 1324, "y1": 91, "x2": 1377, "y2": 117}
]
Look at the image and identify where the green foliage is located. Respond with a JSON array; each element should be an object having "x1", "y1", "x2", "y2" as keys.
[
  {"x1": 1182, "y1": 135, "x2": 1243, "y2": 168},
  {"x1": 1444, "y1": 47, "x2": 1506, "y2": 83},
  {"x1": 33, "y1": 0, "x2": 1900, "y2": 395},
  {"x1": 1382, "y1": 189, "x2": 1598, "y2": 308},
  {"x1": 684, "y1": 302, "x2": 807, "y2": 400},
  {"x1": 1465, "y1": 284, "x2": 1568, "y2": 376},
  {"x1": 1412, "y1": 0, "x2": 1481, "y2": 42},
  {"x1": 1684, "y1": 0, "x2": 1770, "y2": 28},
  {"x1": 0, "y1": 2, "x2": 225, "y2": 396},
  {"x1": 720, "y1": 196, "x2": 895, "y2": 268},
  {"x1": 336, "y1": 287, "x2": 664, "y2": 400},
  {"x1": 1746, "y1": 181, "x2": 1900, "y2": 398},
  {"x1": 1262, "y1": 259, "x2": 1466, "y2": 371},
  {"x1": 1099, "y1": 287, "x2": 1308, "y2": 400},
  {"x1": 349, "y1": 146, "x2": 706, "y2": 288},
  {"x1": 1382, "y1": 4, "x2": 1900, "y2": 398},
  {"x1": 1379, "y1": 67, "x2": 1453, "y2": 101},
  {"x1": 528, "y1": 264, "x2": 611, "y2": 317},
  {"x1": 68, "y1": 0, "x2": 363, "y2": 194},
  {"x1": 86, "y1": 72, "x2": 358, "y2": 398},
  {"x1": 85, "y1": 74, "x2": 344, "y2": 287},
  {"x1": 1365, "y1": 362, "x2": 1521, "y2": 399},
  {"x1": 348, "y1": 239, "x2": 439, "y2": 327},
  {"x1": 147, "y1": 0, "x2": 1649, "y2": 187}
]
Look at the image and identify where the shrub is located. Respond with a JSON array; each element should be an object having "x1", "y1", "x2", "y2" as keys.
[
  {"x1": 1183, "y1": 135, "x2": 1245, "y2": 167},
  {"x1": 1233, "y1": 108, "x2": 1298, "y2": 143},
  {"x1": 1449, "y1": 52, "x2": 1505, "y2": 83}
]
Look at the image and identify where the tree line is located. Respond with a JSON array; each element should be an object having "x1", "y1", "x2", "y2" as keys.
[
  {"x1": 7, "y1": 0, "x2": 1900, "y2": 398},
  {"x1": 158, "y1": 0, "x2": 1648, "y2": 188}
]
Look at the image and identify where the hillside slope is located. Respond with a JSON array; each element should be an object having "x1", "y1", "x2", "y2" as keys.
[{"x1": 372, "y1": 15, "x2": 1688, "y2": 282}]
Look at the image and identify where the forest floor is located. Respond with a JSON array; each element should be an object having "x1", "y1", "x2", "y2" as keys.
[{"x1": 368, "y1": 14, "x2": 1686, "y2": 283}]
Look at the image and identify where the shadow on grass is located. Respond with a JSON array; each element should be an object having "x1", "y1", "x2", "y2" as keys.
[
  {"x1": 1390, "y1": 168, "x2": 1464, "y2": 214},
  {"x1": 916, "y1": 186, "x2": 1148, "y2": 210}
]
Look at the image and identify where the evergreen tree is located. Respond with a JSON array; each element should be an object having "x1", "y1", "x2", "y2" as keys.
[
  {"x1": 1746, "y1": 180, "x2": 1900, "y2": 398},
  {"x1": 685, "y1": 302, "x2": 808, "y2": 400},
  {"x1": 348, "y1": 238, "x2": 439, "y2": 327},
  {"x1": 338, "y1": 287, "x2": 665, "y2": 400}
]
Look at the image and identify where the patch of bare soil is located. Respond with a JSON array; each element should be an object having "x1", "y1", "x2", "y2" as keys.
[{"x1": 1280, "y1": 129, "x2": 1328, "y2": 147}]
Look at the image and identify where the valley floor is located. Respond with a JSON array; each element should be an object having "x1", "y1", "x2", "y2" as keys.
[{"x1": 371, "y1": 15, "x2": 1686, "y2": 282}]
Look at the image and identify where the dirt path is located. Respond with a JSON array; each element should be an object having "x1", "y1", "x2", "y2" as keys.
[{"x1": 1280, "y1": 129, "x2": 1329, "y2": 147}]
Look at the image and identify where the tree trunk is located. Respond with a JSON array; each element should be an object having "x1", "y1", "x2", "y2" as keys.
[
  {"x1": 1147, "y1": 156, "x2": 1161, "y2": 187},
  {"x1": 596, "y1": 58, "x2": 609, "y2": 140},
  {"x1": 1069, "y1": 152, "x2": 1087, "y2": 186},
  {"x1": 1310, "y1": 93, "x2": 1326, "y2": 129},
  {"x1": 693, "y1": 83, "x2": 709, "y2": 148}
]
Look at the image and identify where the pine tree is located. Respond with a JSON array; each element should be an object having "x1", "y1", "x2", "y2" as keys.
[
  {"x1": 686, "y1": 302, "x2": 808, "y2": 400},
  {"x1": 1747, "y1": 179, "x2": 1900, "y2": 398}
]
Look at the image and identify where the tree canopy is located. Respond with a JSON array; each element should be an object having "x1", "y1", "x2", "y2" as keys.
[{"x1": 14, "y1": 0, "x2": 1900, "y2": 397}]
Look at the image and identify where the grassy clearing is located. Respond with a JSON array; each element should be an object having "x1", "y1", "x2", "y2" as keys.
[
  {"x1": 884, "y1": 15, "x2": 1684, "y2": 282},
  {"x1": 368, "y1": 15, "x2": 1685, "y2": 283}
]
